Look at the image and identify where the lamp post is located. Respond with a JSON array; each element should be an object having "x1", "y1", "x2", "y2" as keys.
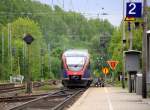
[
  {"x1": 23, "y1": 33, "x2": 34, "y2": 94},
  {"x1": 122, "y1": 0, "x2": 126, "y2": 89},
  {"x1": 142, "y1": 0, "x2": 147, "y2": 98}
]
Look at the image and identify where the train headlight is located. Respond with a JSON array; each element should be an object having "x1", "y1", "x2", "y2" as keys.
[{"x1": 73, "y1": 72, "x2": 77, "y2": 75}]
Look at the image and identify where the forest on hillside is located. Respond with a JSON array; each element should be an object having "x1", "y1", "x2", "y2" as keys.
[{"x1": 0, "y1": 0, "x2": 149, "y2": 81}]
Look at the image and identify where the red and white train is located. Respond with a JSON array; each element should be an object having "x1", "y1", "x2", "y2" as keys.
[{"x1": 61, "y1": 49, "x2": 92, "y2": 87}]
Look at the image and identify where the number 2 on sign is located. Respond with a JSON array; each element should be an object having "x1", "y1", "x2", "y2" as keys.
[{"x1": 129, "y1": 3, "x2": 136, "y2": 15}]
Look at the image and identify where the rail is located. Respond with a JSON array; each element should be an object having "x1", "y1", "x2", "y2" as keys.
[{"x1": 10, "y1": 88, "x2": 86, "y2": 110}]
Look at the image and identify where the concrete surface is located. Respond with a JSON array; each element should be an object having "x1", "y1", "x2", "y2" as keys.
[{"x1": 69, "y1": 87, "x2": 150, "y2": 110}]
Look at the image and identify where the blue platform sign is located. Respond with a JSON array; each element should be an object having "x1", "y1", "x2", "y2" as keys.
[{"x1": 126, "y1": 2, "x2": 142, "y2": 18}]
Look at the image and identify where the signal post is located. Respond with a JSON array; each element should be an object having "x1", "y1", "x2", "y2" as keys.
[{"x1": 23, "y1": 33, "x2": 34, "y2": 94}]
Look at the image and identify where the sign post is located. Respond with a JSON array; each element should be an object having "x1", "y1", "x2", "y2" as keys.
[
  {"x1": 126, "y1": 2, "x2": 142, "y2": 50},
  {"x1": 107, "y1": 60, "x2": 119, "y2": 82},
  {"x1": 102, "y1": 67, "x2": 109, "y2": 84},
  {"x1": 23, "y1": 33, "x2": 34, "y2": 94}
]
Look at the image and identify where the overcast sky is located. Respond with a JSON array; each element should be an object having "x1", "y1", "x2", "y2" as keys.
[{"x1": 37, "y1": 0, "x2": 150, "y2": 27}]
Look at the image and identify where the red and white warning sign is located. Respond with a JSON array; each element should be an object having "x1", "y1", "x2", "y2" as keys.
[{"x1": 107, "y1": 60, "x2": 119, "y2": 70}]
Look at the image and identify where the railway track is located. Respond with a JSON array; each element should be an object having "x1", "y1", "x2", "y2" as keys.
[
  {"x1": 0, "y1": 86, "x2": 25, "y2": 94},
  {"x1": 0, "y1": 93, "x2": 48, "y2": 102},
  {"x1": 0, "y1": 82, "x2": 45, "y2": 94},
  {"x1": 9, "y1": 88, "x2": 86, "y2": 110},
  {"x1": 0, "y1": 83, "x2": 24, "y2": 94},
  {"x1": 0, "y1": 80, "x2": 60, "y2": 94}
]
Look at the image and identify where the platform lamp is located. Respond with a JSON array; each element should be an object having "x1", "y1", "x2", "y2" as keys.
[
  {"x1": 23, "y1": 33, "x2": 34, "y2": 94},
  {"x1": 122, "y1": 0, "x2": 126, "y2": 89}
]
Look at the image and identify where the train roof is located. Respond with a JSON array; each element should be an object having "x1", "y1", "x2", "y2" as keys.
[{"x1": 63, "y1": 49, "x2": 89, "y2": 57}]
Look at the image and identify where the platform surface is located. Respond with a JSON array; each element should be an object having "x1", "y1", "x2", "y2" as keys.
[{"x1": 69, "y1": 87, "x2": 150, "y2": 110}]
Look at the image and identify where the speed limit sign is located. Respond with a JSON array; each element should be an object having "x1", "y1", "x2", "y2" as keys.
[{"x1": 126, "y1": 2, "x2": 142, "y2": 18}]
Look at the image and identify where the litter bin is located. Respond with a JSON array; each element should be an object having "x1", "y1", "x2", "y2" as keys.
[{"x1": 136, "y1": 73, "x2": 142, "y2": 95}]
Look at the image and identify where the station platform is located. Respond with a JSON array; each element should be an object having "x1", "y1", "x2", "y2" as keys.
[{"x1": 69, "y1": 87, "x2": 150, "y2": 110}]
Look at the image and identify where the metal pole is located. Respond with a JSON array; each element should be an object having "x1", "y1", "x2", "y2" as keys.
[
  {"x1": 23, "y1": 34, "x2": 34, "y2": 94},
  {"x1": 8, "y1": 23, "x2": 13, "y2": 76},
  {"x1": 10, "y1": 24, "x2": 13, "y2": 76},
  {"x1": 2, "y1": 32, "x2": 4, "y2": 64},
  {"x1": 48, "y1": 43, "x2": 51, "y2": 76},
  {"x1": 23, "y1": 41, "x2": 26, "y2": 80},
  {"x1": 40, "y1": 48, "x2": 44, "y2": 81},
  {"x1": 52, "y1": 0, "x2": 54, "y2": 10},
  {"x1": 8, "y1": 25, "x2": 10, "y2": 58},
  {"x1": 63, "y1": 0, "x2": 64, "y2": 9},
  {"x1": 129, "y1": 23, "x2": 133, "y2": 50},
  {"x1": 22, "y1": 33, "x2": 25, "y2": 77},
  {"x1": 129, "y1": 0, "x2": 133, "y2": 51},
  {"x1": 26, "y1": 45, "x2": 32, "y2": 94},
  {"x1": 129, "y1": 72, "x2": 132, "y2": 92},
  {"x1": 62, "y1": 0, "x2": 65, "y2": 20},
  {"x1": 18, "y1": 57, "x2": 20, "y2": 75},
  {"x1": 142, "y1": 0, "x2": 147, "y2": 98},
  {"x1": 122, "y1": 0, "x2": 125, "y2": 43},
  {"x1": 8, "y1": 24, "x2": 10, "y2": 68},
  {"x1": 122, "y1": 0, "x2": 125, "y2": 89}
]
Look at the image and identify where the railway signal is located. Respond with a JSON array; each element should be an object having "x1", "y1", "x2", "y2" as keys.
[
  {"x1": 23, "y1": 33, "x2": 34, "y2": 94},
  {"x1": 23, "y1": 34, "x2": 34, "y2": 44}
]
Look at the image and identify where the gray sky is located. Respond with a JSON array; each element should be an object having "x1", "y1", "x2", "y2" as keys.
[{"x1": 37, "y1": 0, "x2": 150, "y2": 27}]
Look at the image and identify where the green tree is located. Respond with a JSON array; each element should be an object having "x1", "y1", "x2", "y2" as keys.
[
  {"x1": 1, "y1": 17, "x2": 43, "y2": 80},
  {"x1": 0, "y1": 0, "x2": 116, "y2": 80}
]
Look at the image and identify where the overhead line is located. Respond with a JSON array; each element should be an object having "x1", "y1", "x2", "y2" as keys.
[{"x1": 0, "y1": 11, "x2": 122, "y2": 16}]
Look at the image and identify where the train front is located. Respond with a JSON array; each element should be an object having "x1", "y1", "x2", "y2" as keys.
[{"x1": 61, "y1": 50, "x2": 92, "y2": 87}]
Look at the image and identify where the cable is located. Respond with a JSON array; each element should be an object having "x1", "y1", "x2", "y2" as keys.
[{"x1": 52, "y1": 0, "x2": 54, "y2": 10}]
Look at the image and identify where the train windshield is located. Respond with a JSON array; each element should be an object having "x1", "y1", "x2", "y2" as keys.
[{"x1": 66, "y1": 56, "x2": 85, "y2": 71}]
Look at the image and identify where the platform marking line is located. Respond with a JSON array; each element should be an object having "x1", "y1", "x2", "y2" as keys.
[{"x1": 104, "y1": 87, "x2": 114, "y2": 110}]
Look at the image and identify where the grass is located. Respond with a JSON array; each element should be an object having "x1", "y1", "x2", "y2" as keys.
[
  {"x1": 39, "y1": 85, "x2": 55, "y2": 91},
  {"x1": 0, "y1": 80, "x2": 10, "y2": 84},
  {"x1": 35, "y1": 84, "x2": 60, "y2": 92}
]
